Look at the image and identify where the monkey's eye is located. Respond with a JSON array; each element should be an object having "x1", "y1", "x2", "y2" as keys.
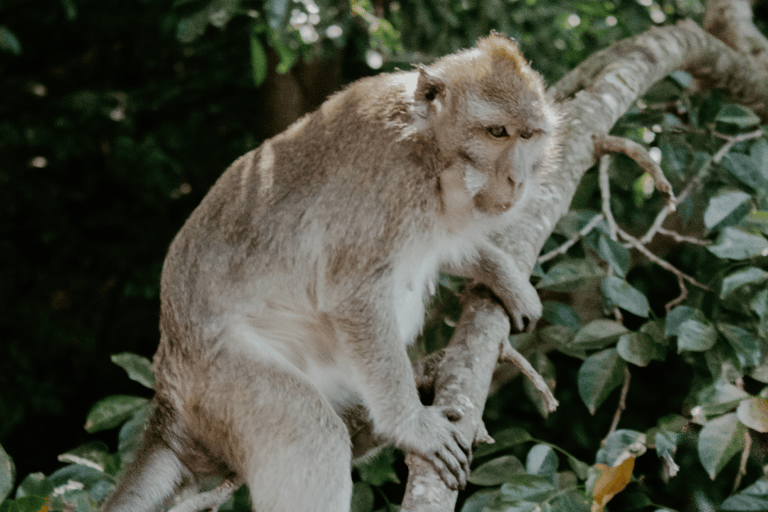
[
  {"x1": 487, "y1": 125, "x2": 508, "y2": 138},
  {"x1": 520, "y1": 129, "x2": 534, "y2": 139}
]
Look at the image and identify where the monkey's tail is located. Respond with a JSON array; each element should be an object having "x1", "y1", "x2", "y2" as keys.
[{"x1": 100, "y1": 426, "x2": 190, "y2": 512}]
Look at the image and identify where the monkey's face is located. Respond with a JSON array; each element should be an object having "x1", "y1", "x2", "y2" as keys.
[{"x1": 418, "y1": 33, "x2": 562, "y2": 220}]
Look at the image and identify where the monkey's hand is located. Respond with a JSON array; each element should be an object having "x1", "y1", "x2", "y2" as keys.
[
  {"x1": 490, "y1": 277, "x2": 542, "y2": 332},
  {"x1": 394, "y1": 405, "x2": 471, "y2": 490}
]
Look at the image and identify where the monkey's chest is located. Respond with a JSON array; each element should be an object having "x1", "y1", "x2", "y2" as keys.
[{"x1": 390, "y1": 236, "x2": 479, "y2": 343}]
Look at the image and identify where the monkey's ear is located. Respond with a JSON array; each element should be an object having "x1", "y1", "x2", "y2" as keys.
[{"x1": 415, "y1": 65, "x2": 446, "y2": 104}]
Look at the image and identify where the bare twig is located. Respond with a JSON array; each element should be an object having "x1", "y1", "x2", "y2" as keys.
[
  {"x1": 665, "y1": 275, "x2": 690, "y2": 313},
  {"x1": 499, "y1": 337, "x2": 559, "y2": 413},
  {"x1": 598, "y1": 154, "x2": 619, "y2": 239},
  {"x1": 618, "y1": 227, "x2": 711, "y2": 292},
  {"x1": 604, "y1": 367, "x2": 632, "y2": 444},
  {"x1": 656, "y1": 227, "x2": 710, "y2": 246},
  {"x1": 732, "y1": 431, "x2": 753, "y2": 494},
  {"x1": 538, "y1": 213, "x2": 605, "y2": 264},
  {"x1": 594, "y1": 134, "x2": 677, "y2": 209}
]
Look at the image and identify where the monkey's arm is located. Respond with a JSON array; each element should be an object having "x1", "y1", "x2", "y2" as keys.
[
  {"x1": 341, "y1": 297, "x2": 471, "y2": 489},
  {"x1": 447, "y1": 241, "x2": 542, "y2": 332}
]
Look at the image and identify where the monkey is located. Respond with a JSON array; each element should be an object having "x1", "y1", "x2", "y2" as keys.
[{"x1": 99, "y1": 33, "x2": 562, "y2": 512}]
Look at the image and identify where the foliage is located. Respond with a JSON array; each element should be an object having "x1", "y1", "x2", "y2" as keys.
[{"x1": 1, "y1": 0, "x2": 767, "y2": 511}]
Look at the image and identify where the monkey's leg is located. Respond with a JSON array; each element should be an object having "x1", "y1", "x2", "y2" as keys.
[
  {"x1": 201, "y1": 354, "x2": 353, "y2": 512},
  {"x1": 100, "y1": 422, "x2": 192, "y2": 512}
]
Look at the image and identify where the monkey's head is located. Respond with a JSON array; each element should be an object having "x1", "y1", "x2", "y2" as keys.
[{"x1": 413, "y1": 33, "x2": 562, "y2": 220}]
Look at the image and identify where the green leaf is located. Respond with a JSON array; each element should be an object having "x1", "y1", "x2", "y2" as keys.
[
  {"x1": 567, "y1": 456, "x2": 590, "y2": 480},
  {"x1": 720, "y1": 478, "x2": 768, "y2": 510},
  {"x1": 118, "y1": 402, "x2": 152, "y2": 465},
  {"x1": 525, "y1": 444, "x2": 558, "y2": 476},
  {"x1": 697, "y1": 412, "x2": 746, "y2": 479},
  {"x1": 577, "y1": 349, "x2": 627, "y2": 414},
  {"x1": 718, "y1": 324, "x2": 762, "y2": 368},
  {"x1": 250, "y1": 31, "x2": 268, "y2": 87},
  {"x1": 704, "y1": 190, "x2": 752, "y2": 232},
  {"x1": 0, "y1": 444, "x2": 15, "y2": 503},
  {"x1": 498, "y1": 474, "x2": 556, "y2": 502},
  {"x1": 536, "y1": 259, "x2": 604, "y2": 292},
  {"x1": 572, "y1": 319, "x2": 628, "y2": 349},
  {"x1": 8, "y1": 497, "x2": 46, "y2": 512},
  {"x1": 469, "y1": 455, "x2": 525, "y2": 486},
  {"x1": 111, "y1": 353, "x2": 155, "y2": 390},
  {"x1": 355, "y1": 446, "x2": 399, "y2": 486},
  {"x1": 677, "y1": 318, "x2": 718, "y2": 352},
  {"x1": 350, "y1": 482, "x2": 374, "y2": 512},
  {"x1": 696, "y1": 379, "x2": 750, "y2": 417},
  {"x1": 736, "y1": 397, "x2": 768, "y2": 433},
  {"x1": 84, "y1": 395, "x2": 149, "y2": 433},
  {"x1": 617, "y1": 332, "x2": 666, "y2": 366},
  {"x1": 539, "y1": 325, "x2": 585, "y2": 359},
  {"x1": 473, "y1": 428, "x2": 532, "y2": 458},
  {"x1": 655, "y1": 431, "x2": 679, "y2": 458},
  {"x1": 541, "y1": 301, "x2": 581, "y2": 330},
  {"x1": 640, "y1": 319, "x2": 667, "y2": 345},
  {"x1": 602, "y1": 276, "x2": 650, "y2": 317},
  {"x1": 0, "y1": 26, "x2": 22, "y2": 56},
  {"x1": 459, "y1": 488, "x2": 498, "y2": 512},
  {"x1": 721, "y1": 152, "x2": 768, "y2": 191},
  {"x1": 546, "y1": 490, "x2": 591, "y2": 512},
  {"x1": 716, "y1": 104, "x2": 761, "y2": 129},
  {"x1": 721, "y1": 267, "x2": 768, "y2": 298},
  {"x1": 665, "y1": 306, "x2": 699, "y2": 336},
  {"x1": 58, "y1": 441, "x2": 112, "y2": 473},
  {"x1": 596, "y1": 429, "x2": 645, "y2": 465},
  {"x1": 598, "y1": 235, "x2": 630, "y2": 278},
  {"x1": 16, "y1": 473, "x2": 53, "y2": 499}
]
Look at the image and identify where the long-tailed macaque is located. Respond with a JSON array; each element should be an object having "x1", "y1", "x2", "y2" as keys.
[{"x1": 100, "y1": 33, "x2": 562, "y2": 512}]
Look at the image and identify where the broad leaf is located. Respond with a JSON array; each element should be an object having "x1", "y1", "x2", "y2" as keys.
[
  {"x1": 111, "y1": 353, "x2": 155, "y2": 390},
  {"x1": 572, "y1": 319, "x2": 628, "y2": 349},
  {"x1": 716, "y1": 104, "x2": 761, "y2": 128},
  {"x1": 469, "y1": 455, "x2": 525, "y2": 486},
  {"x1": 525, "y1": 444, "x2": 558, "y2": 476},
  {"x1": 677, "y1": 318, "x2": 717, "y2": 352},
  {"x1": 16, "y1": 473, "x2": 53, "y2": 499},
  {"x1": 537, "y1": 259, "x2": 604, "y2": 292},
  {"x1": 720, "y1": 478, "x2": 768, "y2": 511},
  {"x1": 721, "y1": 152, "x2": 768, "y2": 191},
  {"x1": 602, "y1": 276, "x2": 650, "y2": 317},
  {"x1": 577, "y1": 349, "x2": 627, "y2": 414},
  {"x1": 718, "y1": 324, "x2": 762, "y2": 368},
  {"x1": 85, "y1": 395, "x2": 149, "y2": 433},
  {"x1": 498, "y1": 474, "x2": 556, "y2": 502},
  {"x1": 598, "y1": 235, "x2": 630, "y2": 278},
  {"x1": 709, "y1": 227, "x2": 768, "y2": 260},
  {"x1": 665, "y1": 305, "x2": 699, "y2": 337},
  {"x1": 0, "y1": 444, "x2": 14, "y2": 503},
  {"x1": 596, "y1": 430, "x2": 645, "y2": 466},
  {"x1": 704, "y1": 190, "x2": 751, "y2": 232},
  {"x1": 473, "y1": 428, "x2": 532, "y2": 458},
  {"x1": 350, "y1": 482, "x2": 374, "y2": 512},
  {"x1": 542, "y1": 301, "x2": 582, "y2": 330},
  {"x1": 697, "y1": 412, "x2": 746, "y2": 479},
  {"x1": 617, "y1": 332, "x2": 666, "y2": 366},
  {"x1": 250, "y1": 32, "x2": 268, "y2": 87},
  {"x1": 736, "y1": 397, "x2": 768, "y2": 433},
  {"x1": 721, "y1": 267, "x2": 768, "y2": 298}
]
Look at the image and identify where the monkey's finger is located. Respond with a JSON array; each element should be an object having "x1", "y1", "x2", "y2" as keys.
[
  {"x1": 451, "y1": 428, "x2": 472, "y2": 455},
  {"x1": 435, "y1": 449, "x2": 467, "y2": 490},
  {"x1": 427, "y1": 452, "x2": 460, "y2": 490}
]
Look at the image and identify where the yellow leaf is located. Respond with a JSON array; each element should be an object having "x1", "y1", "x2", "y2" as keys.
[{"x1": 592, "y1": 456, "x2": 635, "y2": 511}]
